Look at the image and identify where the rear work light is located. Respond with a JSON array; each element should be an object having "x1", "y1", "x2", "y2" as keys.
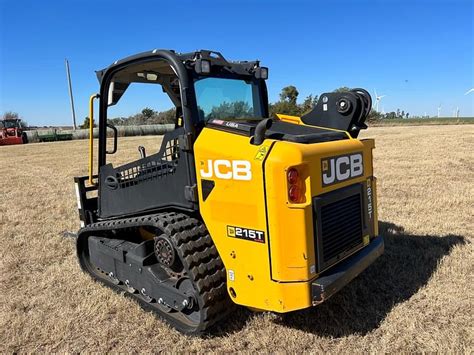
[
  {"x1": 254, "y1": 66, "x2": 268, "y2": 80},
  {"x1": 195, "y1": 59, "x2": 211, "y2": 74},
  {"x1": 287, "y1": 167, "x2": 306, "y2": 203}
]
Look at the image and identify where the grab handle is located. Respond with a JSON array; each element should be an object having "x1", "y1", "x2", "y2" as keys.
[
  {"x1": 88, "y1": 94, "x2": 99, "y2": 185},
  {"x1": 106, "y1": 123, "x2": 118, "y2": 154}
]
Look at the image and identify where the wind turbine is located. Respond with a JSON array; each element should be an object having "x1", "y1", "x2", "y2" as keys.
[
  {"x1": 452, "y1": 107, "x2": 460, "y2": 117},
  {"x1": 374, "y1": 89, "x2": 386, "y2": 112},
  {"x1": 437, "y1": 104, "x2": 442, "y2": 118},
  {"x1": 465, "y1": 88, "x2": 474, "y2": 95}
]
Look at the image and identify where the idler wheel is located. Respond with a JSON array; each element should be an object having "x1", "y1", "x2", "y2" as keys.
[{"x1": 154, "y1": 235, "x2": 176, "y2": 268}]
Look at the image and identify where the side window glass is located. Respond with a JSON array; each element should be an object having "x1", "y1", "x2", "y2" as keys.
[{"x1": 105, "y1": 83, "x2": 176, "y2": 167}]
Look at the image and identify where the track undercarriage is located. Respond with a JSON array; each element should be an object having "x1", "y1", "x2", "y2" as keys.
[{"x1": 76, "y1": 212, "x2": 233, "y2": 334}]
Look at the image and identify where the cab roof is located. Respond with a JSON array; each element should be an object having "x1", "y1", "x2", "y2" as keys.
[{"x1": 95, "y1": 49, "x2": 261, "y2": 84}]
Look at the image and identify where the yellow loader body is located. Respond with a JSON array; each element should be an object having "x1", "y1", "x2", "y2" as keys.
[{"x1": 195, "y1": 123, "x2": 379, "y2": 312}]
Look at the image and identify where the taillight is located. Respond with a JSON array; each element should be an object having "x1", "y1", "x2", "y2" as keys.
[
  {"x1": 287, "y1": 168, "x2": 299, "y2": 184},
  {"x1": 288, "y1": 185, "x2": 302, "y2": 202},
  {"x1": 287, "y1": 167, "x2": 305, "y2": 203}
]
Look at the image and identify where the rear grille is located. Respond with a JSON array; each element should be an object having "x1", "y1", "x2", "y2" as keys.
[{"x1": 314, "y1": 185, "x2": 364, "y2": 272}]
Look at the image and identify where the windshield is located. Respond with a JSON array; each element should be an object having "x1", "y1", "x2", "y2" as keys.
[
  {"x1": 194, "y1": 77, "x2": 262, "y2": 121},
  {"x1": 3, "y1": 120, "x2": 20, "y2": 128}
]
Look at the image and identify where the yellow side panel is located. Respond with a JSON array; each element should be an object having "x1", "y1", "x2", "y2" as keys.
[{"x1": 194, "y1": 128, "x2": 289, "y2": 310}]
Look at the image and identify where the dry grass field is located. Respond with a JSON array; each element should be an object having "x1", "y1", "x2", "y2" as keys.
[{"x1": 0, "y1": 125, "x2": 473, "y2": 352}]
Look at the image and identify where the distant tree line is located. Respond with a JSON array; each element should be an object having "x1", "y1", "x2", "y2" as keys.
[
  {"x1": 269, "y1": 85, "x2": 319, "y2": 117},
  {"x1": 107, "y1": 107, "x2": 176, "y2": 126},
  {"x1": 75, "y1": 85, "x2": 411, "y2": 129},
  {"x1": 268, "y1": 85, "x2": 410, "y2": 122},
  {"x1": 78, "y1": 108, "x2": 175, "y2": 129}
]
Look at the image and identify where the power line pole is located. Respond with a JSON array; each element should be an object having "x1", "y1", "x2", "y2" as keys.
[{"x1": 65, "y1": 58, "x2": 77, "y2": 130}]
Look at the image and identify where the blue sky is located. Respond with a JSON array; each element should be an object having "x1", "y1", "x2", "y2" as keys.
[{"x1": 1, "y1": 0, "x2": 473, "y2": 126}]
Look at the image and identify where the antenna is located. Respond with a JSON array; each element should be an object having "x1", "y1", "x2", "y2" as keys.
[
  {"x1": 65, "y1": 58, "x2": 77, "y2": 130},
  {"x1": 437, "y1": 104, "x2": 442, "y2": 118}
]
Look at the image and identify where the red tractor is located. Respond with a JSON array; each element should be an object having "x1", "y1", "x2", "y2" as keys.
[{"x1": 0, "y1": 119, "x2": 28, "y2": 145}]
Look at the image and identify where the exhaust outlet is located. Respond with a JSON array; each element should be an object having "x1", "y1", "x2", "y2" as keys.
[{"x1": 251, "y1": 118, "x2": 273, "y2": 145}]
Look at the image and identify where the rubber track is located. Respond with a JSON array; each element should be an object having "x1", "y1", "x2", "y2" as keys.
[{"x1": 76, "y1": 212, "x2": 234, "y2": 334}]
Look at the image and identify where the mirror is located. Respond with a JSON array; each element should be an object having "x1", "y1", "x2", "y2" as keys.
[{"x1": 107, "y1": 81, "x2": 130, "y2": 106}]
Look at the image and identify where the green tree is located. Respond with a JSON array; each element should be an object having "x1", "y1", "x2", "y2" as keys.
[
  {"x1": 156, "y1": 108, "x2": 176, "y2": 124},
  {"x1": 301, "y1": 94, "x2": 319, "y2": 115},
  {"x1": 80, "y1": 116, "x2": 97, "y2": 129},
  {"x1": 3, "y1": 111, "x2": 19, "y2": 120},
  {"x1": 366, "y1": 109, "x2": 382, "y2": 122},
  {"x1": 141, "y1": 107, "x2": 155, "y2": 119},
  {"x1": 270, "y1": 100, "x2": 301, "y2": 117},
  {"x1": 280, "y1": 85, "x2": 299, "y2": 105},
  {"x1": 333, "y1": 86, "x2": 351, "y2": 93},
  {"x1": 386, "y1": 111, "x2": 396, "y2": 119},
  {"x1": 270, "y1": 85, "x2": 302, "y2": 117}
]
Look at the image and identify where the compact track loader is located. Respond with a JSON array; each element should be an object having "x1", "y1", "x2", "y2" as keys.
[{"x1": 74, "y1": 49, "x2": 384, "y2": 334}]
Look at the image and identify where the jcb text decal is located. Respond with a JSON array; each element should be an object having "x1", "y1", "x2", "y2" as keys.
[
  {"x1": 200, "y1": 160, "x2": 252, "y2": 181},
  {"x1": 321, "y1": 152, "x2": 363, "y2": 186}
]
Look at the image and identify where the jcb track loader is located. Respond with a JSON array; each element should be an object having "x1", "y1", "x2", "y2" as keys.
[{"x1": 74, "y1": 49, "x2": 384, "y2": 334}]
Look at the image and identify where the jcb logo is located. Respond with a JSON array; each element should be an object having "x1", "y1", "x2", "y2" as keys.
[
  {"x1": 322, "y1": 153, "x2": 363, "y2": 186},
  {"x1": 200, "y1": 160, "x2": 252, "y2": 181}
]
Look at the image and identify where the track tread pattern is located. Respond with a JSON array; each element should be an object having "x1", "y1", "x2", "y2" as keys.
[{"x1": 76, "y1": 212, "x2": 234, "y2": 334}]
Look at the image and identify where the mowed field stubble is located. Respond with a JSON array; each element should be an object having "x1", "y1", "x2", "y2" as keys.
[{"x1": 0, "y1": 124, "x2": 472, "y2": 352}]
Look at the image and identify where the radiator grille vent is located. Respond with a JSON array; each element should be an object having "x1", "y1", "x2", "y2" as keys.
[{"x1": 319, "y1": 194, "x2": 363, "y2": 267}]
